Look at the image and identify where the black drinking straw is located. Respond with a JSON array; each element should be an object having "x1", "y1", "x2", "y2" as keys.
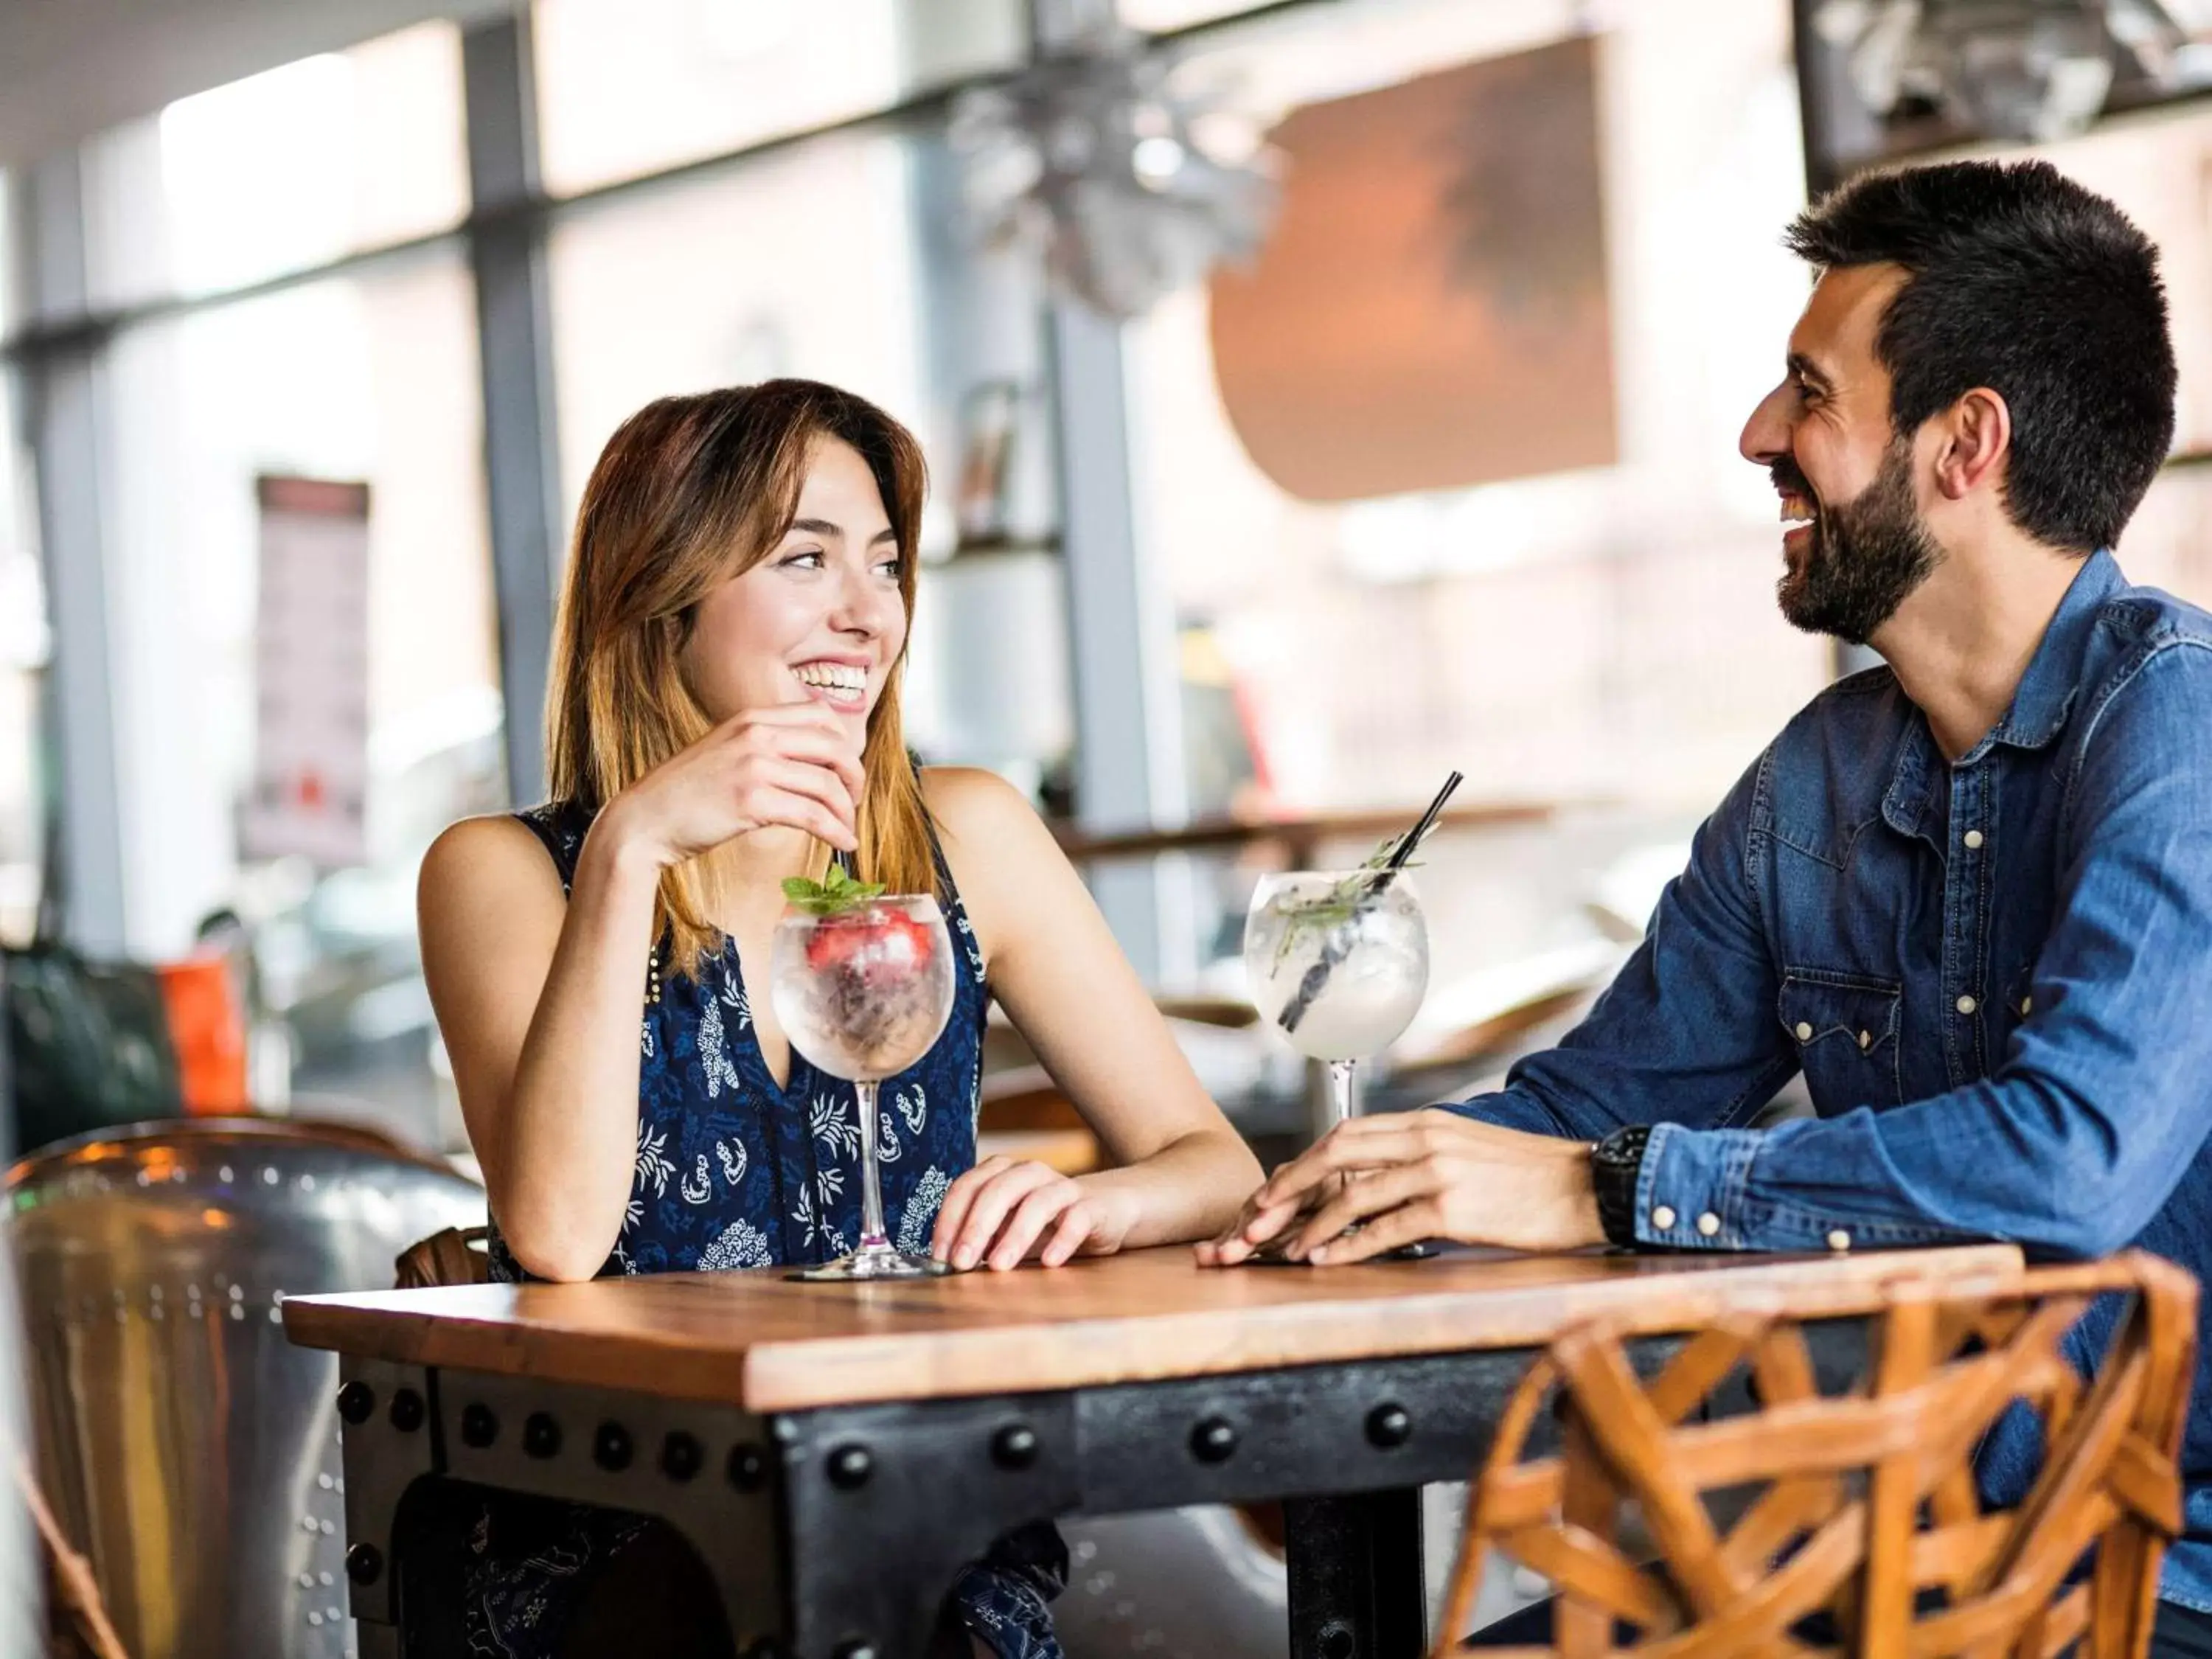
[{"x1": 1276, "y1": 770, "x2": 1464, "y2": 1035}]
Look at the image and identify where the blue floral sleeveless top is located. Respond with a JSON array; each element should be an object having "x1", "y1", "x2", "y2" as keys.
[
  {"x1": 494, "y1": 799, "x2": 990, "y2": 1279},
  {"x1": 468, "y1": 799, "x2": 1063, "y2": 1659}
]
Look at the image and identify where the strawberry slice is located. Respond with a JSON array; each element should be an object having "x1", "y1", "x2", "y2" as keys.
[{"x1": 804, "y1": 906, "x2": 936, "y2": 981}]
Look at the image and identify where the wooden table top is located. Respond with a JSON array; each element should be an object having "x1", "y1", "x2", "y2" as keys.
[{"x1": 284, "y1": 1242, "x2": 2021, "y2": 1412}]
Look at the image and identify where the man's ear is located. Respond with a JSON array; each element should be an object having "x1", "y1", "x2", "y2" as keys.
[{"x1": 1932, "y1": 388, "x2": 2011, "y2": 501}]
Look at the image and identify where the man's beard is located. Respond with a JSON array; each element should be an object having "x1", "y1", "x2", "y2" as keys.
[{"x1": 1774, "y1": 439, "x2": 1942, "y2": 645}]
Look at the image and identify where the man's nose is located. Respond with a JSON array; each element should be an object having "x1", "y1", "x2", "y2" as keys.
[{"x1": 1740, "y1": 382, "x2": 1791, "y2": 466}]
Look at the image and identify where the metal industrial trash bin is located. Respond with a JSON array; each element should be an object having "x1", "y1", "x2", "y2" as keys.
[{"x1": 7, "y1": 1117, "x2": 484, "y2": 1659}]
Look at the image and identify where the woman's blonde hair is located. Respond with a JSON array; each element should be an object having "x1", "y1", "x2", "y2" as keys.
[{"x1": 546, "y1": 379, "x2": 935, "y2": 973}]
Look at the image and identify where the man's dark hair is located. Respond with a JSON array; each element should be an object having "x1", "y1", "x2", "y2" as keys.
[{"x1": 1785, "y1": 159, "x2": 2175, "y2": 554}]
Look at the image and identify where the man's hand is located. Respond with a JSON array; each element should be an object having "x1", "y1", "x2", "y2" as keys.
[{"x1": 1194, "y1": 1110, "x2": 1606, "y2": 1266}]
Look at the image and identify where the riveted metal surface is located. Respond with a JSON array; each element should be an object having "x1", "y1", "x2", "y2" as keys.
[{"x1": 7, "y1": 1118, "x2": 484, "y2": 1659}]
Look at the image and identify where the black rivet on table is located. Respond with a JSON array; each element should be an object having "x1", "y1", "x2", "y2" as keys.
[
  {"x1": 344, "y1": 1542, "x2": 383, "y2": 1585},
  {"x1": 833, "y1": 1641, "x2": 877, "y2": 1659},
  {"x1": 1190, "y1": 1417, "x2": 1237, "y2": 1464},
  {"x1": 593, "y1": 1420, "x2": 633, "y2": 1472},
  {"x1": 661, "y1": 1430, "x2": 703, "y2": 1481},
  {"x1": 1319, "y1": 1618, "x2": 1357, "y2": 1659},
  {"x1": 742, "y1": 1641, "x2": 783, "y2": 1659},
  {"x1": 336, "y1": 1381, "x2": 375, "y2": 1425},
  {"x1": 523, "y1": 1411, "x2": 562, "y2": 1459},
  {"x1": 827, "y1": 1444, "x2": 873, "y2": 1489},
  {"x1": 460, "y1": 1402, "x2": 498, "y2": 1449},
  {"x1": 1365, "y1": 1402, "x2": 1411, "y2": 1449},
  {"x1": 990, "y1": 1424, "x2": 1039, "y2": 1470},
  {"x1": 728, "y1": 1441, "x2": 768, "y2": 1491},
  {"x1": 388, "y1": 1387, "x2": 425, "y2": 1433}
]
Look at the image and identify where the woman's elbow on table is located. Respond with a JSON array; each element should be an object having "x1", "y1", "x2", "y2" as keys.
[{"x1": 498, "y1": 1212, "x2": 616, "y2": 1283}]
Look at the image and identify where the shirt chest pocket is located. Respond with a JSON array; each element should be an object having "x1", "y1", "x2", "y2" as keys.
[{"x1": 1778, "y1": 971, "x2": 1904, "y2": 1112}]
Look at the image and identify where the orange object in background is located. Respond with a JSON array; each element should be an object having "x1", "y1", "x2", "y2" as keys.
[{"x1": 156, "y1": 954, "x2": 250, "y2": 1113}]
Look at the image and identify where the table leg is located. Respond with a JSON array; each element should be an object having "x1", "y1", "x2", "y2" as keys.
[{"x1": 1284, "y1": 1488, "x2": 1426, "y2": 1659}]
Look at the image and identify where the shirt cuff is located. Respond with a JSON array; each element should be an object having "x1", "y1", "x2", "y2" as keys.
[{"x1": 1633, "y1": 1123, "x2": 1851, "y2": 1253}]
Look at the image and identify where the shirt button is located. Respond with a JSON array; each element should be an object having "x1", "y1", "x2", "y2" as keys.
[
  {"x1": 1963, "y1": 830, "x2": 1984, "y2": 850},
  {"x1": 1857, "y1": 1029, "x2": 1872, "y2": 1051},
  {"x1": 1794, "y1": 1021, "x2": 1813, "y2": 1041},
  {"x1": 1826, "y1": 1228, "x2": 1851, "y2": 1252},
  {"x1": 1696, "y1": 1211, "x2": 1720, "y2": 1237},
  {"x1": 1956, "y1": 994, "x2": 1978, "y2": 1015},
  {"x1": 1651, "y1": 1206, "x2": 1677, "y2": 1231}
]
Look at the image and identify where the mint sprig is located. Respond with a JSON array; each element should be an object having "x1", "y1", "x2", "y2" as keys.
[
  {"x1": 782, "y1": 863, "x2": 887, "y2": 917},
  {"x1": 1271, "y1": 834, "x2": 1420, "y2": 967}
]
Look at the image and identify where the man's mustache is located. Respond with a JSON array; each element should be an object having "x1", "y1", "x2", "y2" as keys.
[{"x1": 1770, "y1": 458, "x2": 1818, "y2": 504}]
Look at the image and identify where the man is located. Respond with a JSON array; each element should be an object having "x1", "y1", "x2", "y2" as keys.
[{"x1": 1201, "y1": 159, "x2": 2212, "y2": 1648}]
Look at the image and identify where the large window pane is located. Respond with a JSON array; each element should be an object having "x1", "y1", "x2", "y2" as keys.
[
  {"x1": 0, "y1": 366, "x2": 43, "y2": 945},
  {"x1": 80, "y1": 23, "x2": 468, "y2": 312},
  {"x1": 1127, "y1": 0, "x2": 1822, "y2": 1006},
  {"x1": 100, "y1": 248, "x2": 501, "y2": 1141},
  {"x1": 546, "y1": 125, "x2": 1074, "y2": 793},
  {"x1": 533, "y1": 0, "x2": 1026, "y2": 197}
]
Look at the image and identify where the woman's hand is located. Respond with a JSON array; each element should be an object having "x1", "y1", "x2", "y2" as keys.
[
  {"x1": 602, "y1": 703, "x2": 866, "y2": 866},
  {"x1": 931, "y1": 1156, "x2": 1143, "y2": 1271}
]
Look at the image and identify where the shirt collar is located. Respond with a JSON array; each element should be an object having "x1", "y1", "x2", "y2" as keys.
[
  {"x1": 1880, "y1": 548, "x2": 2121, "y2": 834},
  {"x1": 1973, "y1": 546, "x2": 2123, "y2": 757}
]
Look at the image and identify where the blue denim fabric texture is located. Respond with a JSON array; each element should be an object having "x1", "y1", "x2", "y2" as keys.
[{"x1": 1450, "y1": 550, "x2": 2212, "y2": 1610}]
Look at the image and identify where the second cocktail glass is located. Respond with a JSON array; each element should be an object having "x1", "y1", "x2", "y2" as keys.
[
  {"x1": 1245, "y1": 869, "x2": 1430, "y2": 1255},
  {"x1": 770, "y1": 894, "x2": 957, "y2": 1280}
]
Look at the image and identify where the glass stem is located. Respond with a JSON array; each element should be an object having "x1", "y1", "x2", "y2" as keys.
[
  {"x1": 1328, "y1": 1059, "x2": 1357, "y2": 1130},
  {"x1": 855, "y1": 1079, "x2": 889, "y2": 1250}
]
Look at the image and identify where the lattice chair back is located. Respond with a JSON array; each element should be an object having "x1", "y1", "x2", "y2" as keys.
[{"x1": 1433, "y1": 1251, "x2": 2197, "y2": 1659}]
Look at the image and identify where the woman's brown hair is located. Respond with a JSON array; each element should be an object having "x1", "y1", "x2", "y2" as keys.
[{"x1": 546, "y1": 379, "x2": 934, "y2": 973}]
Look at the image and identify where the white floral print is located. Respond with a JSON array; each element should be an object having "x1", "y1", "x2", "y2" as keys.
[
  {"x1": 793, "y1": 1185, "x2": 846, "y2": 1255},
  {"x1": 681, "y1": 1155, "x2": 712, "y2": 1205},
  {"x1": 634, "y1": 1123, "x2": 675, "y2": 1197},
  {"x1": 698, "y1": 997, "x2": 741, "y2": 1099},
  {"x1": 815, "y1": 1162, "x2": 846, "y2": 1206},
  {"x1": 718, "y1": 975, "x2": 750, "y2": 1028},
  {"x1": 714, "y1": 1138, "x2": 747, "y2": 1187},
  {"x1": 874, "y1": 1112, "x2": 901, "y2": 1163},
  {"x1": 622, "y1": 1197, "x2": 643, "y2": 1234},
  {"x1": 897, "y1": 1166, "x2": 951, "y2": 1256},
  {"x1": 698, "y1": 1218, "x2": 772, "y2": 1270},
  {"x1": 810, "y1": 1092, "x2": 860, "y2": 1157},
  {"x1": 894, "y1": 1084, "x2": 928, "y2": 1135},
  {"x1": 640, "y1": 1019, "x2": 655, "y2": 1059}
]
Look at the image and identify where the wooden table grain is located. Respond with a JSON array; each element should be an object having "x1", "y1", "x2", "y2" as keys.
[{"x1": 284, "y1": 1239, "x2": 2024, "y2": 1412}]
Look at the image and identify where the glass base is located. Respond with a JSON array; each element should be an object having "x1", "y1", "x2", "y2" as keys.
[{"x1": 788, "y1": 1243, "x2": 954, "y2": 1281}]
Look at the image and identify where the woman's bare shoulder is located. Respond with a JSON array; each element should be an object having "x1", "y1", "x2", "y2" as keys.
[
  {"x1": 418, "y1": 812, "x2": 568, "y2": 919},
  {"x1": 918, "y1": 764, "x2": 1037, "y2": 838}
]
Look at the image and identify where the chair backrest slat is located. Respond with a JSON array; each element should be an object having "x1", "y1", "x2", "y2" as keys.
[{"x1": 1434, "y1": 1251, "x2": 2197, "y2": 1659}]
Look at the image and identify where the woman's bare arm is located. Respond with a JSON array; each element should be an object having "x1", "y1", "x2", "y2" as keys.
[
  {"x1": 418, "y1": 812, "x2": 664, "y2": 1281},
  {"x1": 924, "y1": 767, "x2": 1261, "y2": 1269},
  {"x1": 418, "y1": 706, "x2": 866, "y2": 1281}
]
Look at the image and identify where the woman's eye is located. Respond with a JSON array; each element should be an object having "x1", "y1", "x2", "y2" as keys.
[
  {"x1": 875, "y1": 558, "x2": 905, "y2": 580},
  {"x1": 782, "y1": 550, "x2": 825, "y2": 569}
]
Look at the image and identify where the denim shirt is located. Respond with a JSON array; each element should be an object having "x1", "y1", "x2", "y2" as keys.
[{"x1": 1452, "y1": 549, "x2": 2212, "y2": 1608}]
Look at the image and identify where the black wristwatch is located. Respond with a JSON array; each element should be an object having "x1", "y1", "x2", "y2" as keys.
[{"x1": 1590, "y1": 1125, "x2": 1652, "y2": 1250}]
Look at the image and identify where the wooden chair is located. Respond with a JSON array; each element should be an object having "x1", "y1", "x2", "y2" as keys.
[
  {"x1": 394, "y1": 1224, "x2": 491, "y2": 1289},
  {"x1": 1435, "y1": 1252, "x2": 2197, "y2": 1659}
]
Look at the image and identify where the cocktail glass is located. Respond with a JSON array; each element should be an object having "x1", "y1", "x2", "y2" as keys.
[
  {"x1": 1244, "y1": 869, "x2": 1430, "y2": 1253},
  {"x1": 770, "y1": 894, "x2": 957, "y2": 1280}
]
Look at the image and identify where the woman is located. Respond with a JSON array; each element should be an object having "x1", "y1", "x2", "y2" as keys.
[{"x1": 418, "y1": 379, "x2": 1259, "y2": 1658}]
